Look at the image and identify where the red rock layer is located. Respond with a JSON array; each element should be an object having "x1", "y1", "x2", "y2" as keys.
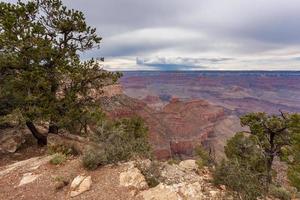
[{"x1": 99, "y1": 95, "x2": 224, "y2": 159}]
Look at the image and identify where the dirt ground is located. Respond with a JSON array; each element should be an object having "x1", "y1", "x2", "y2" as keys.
[{"x1": 0, "y1": 138, "x2": 140, "y2": 200}]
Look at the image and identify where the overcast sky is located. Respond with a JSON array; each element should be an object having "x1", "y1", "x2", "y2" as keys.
[{"x1": 5, "y1": 0, "x2": 300, "y2": 70}]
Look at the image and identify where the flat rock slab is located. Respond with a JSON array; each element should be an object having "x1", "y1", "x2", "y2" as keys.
[
  {"x1": 0, "y1": 155, "x2": 53, "y2": 177},
  {"x1": 18, "y1": 173, "x2": 40, "y2": 187}
]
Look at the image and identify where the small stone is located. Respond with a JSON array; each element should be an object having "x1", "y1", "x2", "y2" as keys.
[{"x1": 220, "y1": 185, "x2": 226, "y2": 190}]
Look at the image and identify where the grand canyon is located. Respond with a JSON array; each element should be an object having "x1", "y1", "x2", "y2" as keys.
[{"x1": 110, "y1": 71, "x2": 300, "y2": 159}]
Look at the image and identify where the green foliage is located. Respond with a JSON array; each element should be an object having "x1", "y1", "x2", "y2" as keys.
[
  {"x1": 213, "y1": 112, "x2": 300, "y2": 199},
  {"x1": 224, "y1": 132, "x2": 266, "y2": 173},
  {"x1": 240, "y1": 112, "x2": 300, "y2": 184},
  {"x1": 287, "y1": 165, "x2": 300, "y2": 191},
  {"x1": 82, "y1": 116, "x2": 151, "y2": 170},
  {"x1": 214, "y1": 133, "x2": 267, "y2": 199},
  {"x1": 285, "y1": 114, "x2": 300, "y2": 190},
  {"x1": 194, "y1": 145, "x2": 213, "y2": 169},
  {"x1": 48, "y1": 143, "x2": 78, "y2": 156},
  {"x1": 213, "y1": 159, "x2": 267, "y2": 200},
  {"x1": 269, "y1": 185, "x2": 291, "y2": 200},
  {"x1": 167, "y1": 158, "x2": 181, "y2": 165},
  {"x1": 50, "y1": 153, "x2": 66, "y2": 165},
  {"x1": 0, "y1": 0, "x2": 121, "y2": 143},
  {"x1": 138, "y1": 161, "x2": 162, "y2": 188},
  {"x1": 82, "y1": 146, "x2": 107, "y2": 170},
  {"x1": 53, "y1": 176, "x2": 69, "y2": 190},
  {"x1": 92, "y1": 116, "x2": 151, "y2": 164}
]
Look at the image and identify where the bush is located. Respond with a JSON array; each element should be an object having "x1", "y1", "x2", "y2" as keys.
[
  {"x1": 287, "y1": 164, "x2": 300, "y2": 191},
  {"x1": 53, "y1": 176, "x2": 69, "y2": 190},
  {"x1": 50, "y1": 153, "x2": 67, "y2": 165},
  {"x1": 137, "y1": 161, "x2": 162, "y2": 188},
  {"x1": 213, "y1": 159, "x2": 267, "y2": 200},
  {"x1": 167, "y1": 158, "x2": 180, "y2": 165},
  {"x1": 48, "y1": 143, "x2": 78, "y2": 156},
  {"x1": 82, "y1": 146, "x2": 107, "y2": 170},
  {"x1": 194, "y1": 145, "x2": 214, "y2": 169},
  {"x1": 269, "y1": 185, "x2": 291, "y2": 200},
  {"x1": 91, "y1": 117, "x2": 151, "y2": 164}
]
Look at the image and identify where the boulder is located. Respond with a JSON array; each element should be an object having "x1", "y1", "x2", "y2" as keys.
[
  {"x1": 70, "y1": 175, "x2": 92, "y2": 197},
  {"x1": 0, "y1": 128, "x2": 26, "y2": 153},
  {"x1": 119, "y1": 167, "x2": 148, "y2": 190}
]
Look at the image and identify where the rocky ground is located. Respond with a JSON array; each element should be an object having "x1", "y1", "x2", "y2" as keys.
[{"x1": 0, "y1": 153, "x2": 232, "y2": 200}]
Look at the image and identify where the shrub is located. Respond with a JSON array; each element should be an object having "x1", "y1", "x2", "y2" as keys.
[
  {"x1": 167, "y1": 158, "x2": 180, "y2": 165},
  {"x1": 53, "y1": 176, "x2": 69, "y2": 190},
  {"x1": 82, "y1": 146, "x2": 107, "y2": 170},
  {"x1": 90, "y1": 117, "x2": 151, "y2": 164},
  {"x1": 287, "y1": 166, "x2": 300, "y2": 191},
  {"x1": 213, "y1": 159, "x2": 267, "y2": 200},
  {"x1": 194, "y1": 144, "x2": 214, "y2": 169},
  {"x1": 269, "y1": 185, "x2": 291, "y2": 200},
  {"x1": 48, "y1": 143, "x2": 78, "y2": 156},
  {"x1": 50, "y1": 153, "x2": 67, "y2": 165},
  {"x1": 137, "y1": 161, "x2": 162, "y2": 188}
]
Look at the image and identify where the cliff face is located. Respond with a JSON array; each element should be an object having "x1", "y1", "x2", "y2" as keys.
[{"x1": 99, "y1": 92, "x2": 226, "y2": 159}]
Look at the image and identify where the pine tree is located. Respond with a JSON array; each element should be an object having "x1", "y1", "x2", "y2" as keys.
[{"x1": 0, "y1": 0, "x2": 121, "y2": 145}]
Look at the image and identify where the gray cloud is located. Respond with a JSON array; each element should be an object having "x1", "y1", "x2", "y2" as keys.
[{"x1": 3, "y1": 0, "x2": 300, "y2": 70}]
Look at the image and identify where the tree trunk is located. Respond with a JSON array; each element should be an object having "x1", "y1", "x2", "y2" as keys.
[
  {"x1": 48, "y1": 74, "x2": 59, "y2": 134},
  {"x1": 26, "y1": 121, "x2": 47, "y2": 146},
  {"x1": 266, "y1": 155, "x2": 274, "y2": 184}
]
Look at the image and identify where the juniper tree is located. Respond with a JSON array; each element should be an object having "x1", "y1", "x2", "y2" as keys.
[
  {"x1": 0, "y1": 0, "x2": 121, "y2": 145},
  {"x1": 283, "y1": 114, "x2": 300, "y2": 190},
  {"x1": 214, "y1": 112, "x2": 300, "y2": 199},
  {"x1": 240, "y1": 111, "x2": 300, "y2": 184}
]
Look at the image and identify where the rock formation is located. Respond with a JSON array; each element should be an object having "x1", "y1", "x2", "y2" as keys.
[{"x1": 99, "y1": 94, "x2": 227, "y2": 159}]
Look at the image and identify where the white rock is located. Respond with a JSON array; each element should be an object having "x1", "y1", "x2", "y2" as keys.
[
  {"x1": 70, "y1": 176, "x2": 92, "y2": 197},
  {"x1": 18, "y1": 173, "x2": 40, "y2": 186},
  {"x1": 119, "y1": 167, "x2": 148, "y2": 190},
  {"x1": 70, "y1": 175, "x2": 86, "y2": 190},
  {"x1": 0, "y1": 156, "x2": 53, "y2": 178},
  {"x1": 179, "y1": 160, "x2": 198, "y2": 171}
]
